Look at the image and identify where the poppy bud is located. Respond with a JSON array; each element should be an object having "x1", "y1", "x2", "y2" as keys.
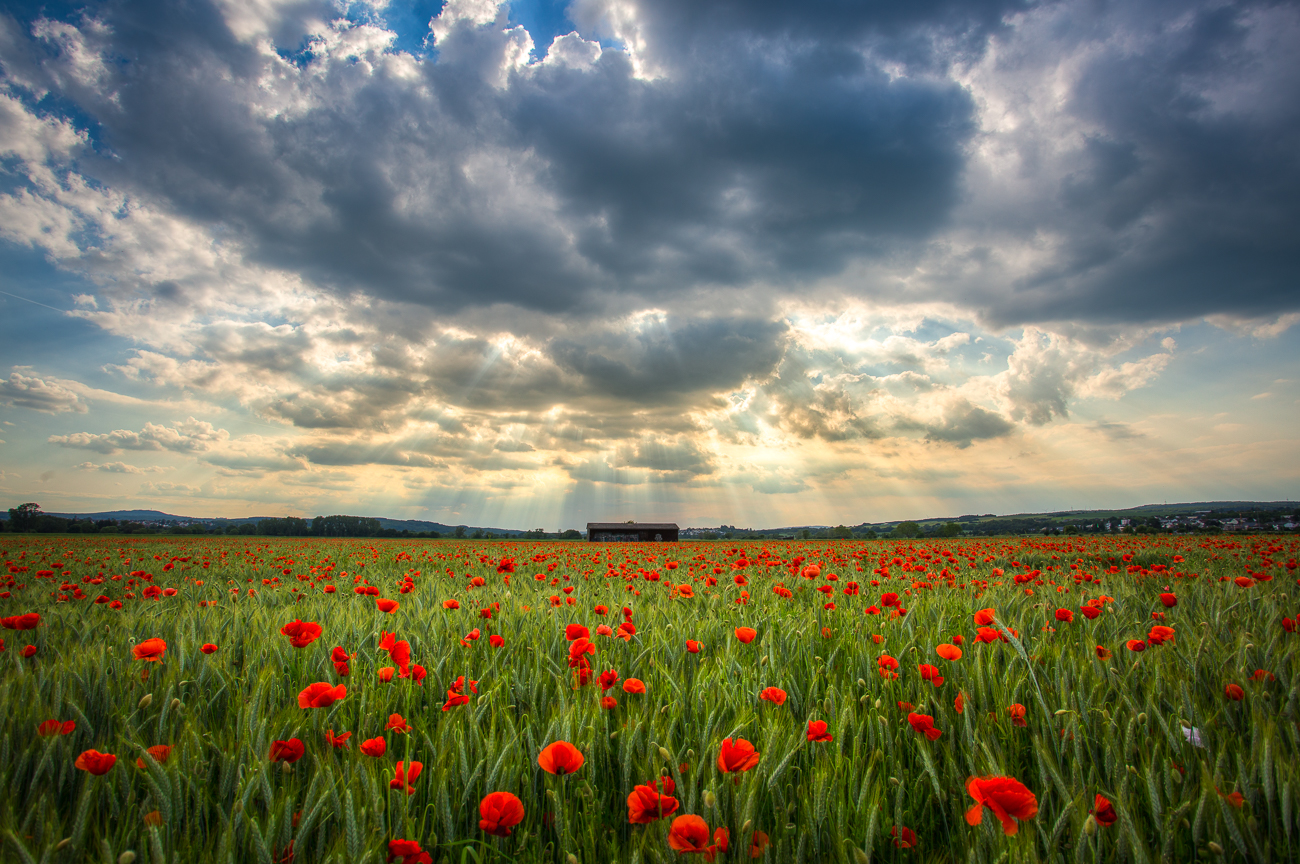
[
  {"x1": 874, "y1": 699, "x2": 881, "y2": 709},
  {"x1": 1208, "y1": 842, "x2": 1223, "y2": 854},
  {"x1": 567, "y1": 855, "x2": 578, "y2": 864},
  {"x1": 853, "y1": 848, "x2": 871, "y2": 864},
  {"x1": 55, "y1": 839, "x2": 70, "y2": 850},
  {"x1": 741, "y1": 819, "x2": 752, "y2": 836},
  {"x1": 119, "y1": 854, "x2": 137, "y2": 864},
  {"x1": 686, "y1": 749, "x2": 694, "y2": 761},
  {"x1": 857, "y1": 679, "x2": 866, "y2": 688},
  {"x1": 478, "y1": 695, "x2": 487, "y2": 706},
  {"x1": 659, "y1": 747, "x2": 672, "y2": 762},
  {"x1": 1137, "y1": 713, "x2": 1147, "y2": 725},
  {"x1": 138, "y1": 694, "x2": 153, "y2": 709},
  {"x1": 760, "y1": 656, "x2": 768, "y2": 666},
  {"x1": 703, "y1": 790, "x2": 716, "y2": 809},
  {"x1": 1083, "y1": 815, "x2": 1097, "y2": 836},
  {"x1": 171, "y1": 698, "x2": 182, "y2": 711},
  {"x1": 1128, "y1": 765, "x2": 1138, "y2": 775}
]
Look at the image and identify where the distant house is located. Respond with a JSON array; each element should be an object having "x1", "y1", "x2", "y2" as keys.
[{"x1": 586, "y1": 522, "x2": 679, "y2": 543}]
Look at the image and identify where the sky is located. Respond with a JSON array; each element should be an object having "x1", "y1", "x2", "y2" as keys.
[{"x1": 0, "y1": 0, "x2": 1298, "y2": 530}]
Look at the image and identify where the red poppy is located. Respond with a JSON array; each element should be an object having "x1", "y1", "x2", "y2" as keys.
[
  {"x1": 386, "y1": 713, "x2": 412, "y2": 733},
  {"x1": 1054, "y1": 609, "x2": 1074, "y2": 624},
  {"x1": 936, "y1": 644, "x2": 962, "y2": 661},
  {"x1": 0, "y1": 612, "x2": 39, "y2": 630},
  {"x1": 974, "y1": 608, "x2": 996, "y2": 626},
  {"x1": 135, "y1": 745, "x2": 172, "y2": 769},
  {"x1": 1126, "y1": 640, "x2": 1146, "y2": 652},
  {"x1": 627, "y1": 780, "x2": 680, "y2": 823},
  {"x1": 280, "y1": 620, "x2": 322, "y2": 648},
  {"x1": 490, "y1": 634, "x2": 505, "y2": 648},
  {"x1": 376, "y1": 598, "x2": 399, "y2": 614},
  {"x1": 21, "y1": 644, "x2": 37, "y2": 658},
  {"x1": 881, "y1": 592, "x2": 900, "y2": 607},
  {"x1": 907, "y1": 713, "x2": 942, "y2": 741},
  {"x1": 734, "y1": 627, "x2": 757, "y2": 644},
  {"x1": 954, "y1": 692, "x2": 965, "y2": 714},
  {"x1": 596, "y1": 624, "x2": 614, "y2": 637},
  {"x1": 749, "y1": 831, "x2": 770, "y2": 858},
  {"x1": 565, "y1": 624, "x2": 590, "y2": 640},
  {"x1": 1159, "y1": 593, "x2": 1177, "y2": 608},
  {"x1": 758, "y1": 687, "x2": 787, "y2": 705},
  {"x1": 298, "y1": 682, "x2": 347, "y2": 708},
  {"x1": 1007, "y1": 704, "x2": 1027, "y2": 727},
  {"x1": 891, "y1": 826, "x2": 918, "y2": 849},
  {"x1": 686, "y1": 639, "x2": 702, "y2": 653},
  {"x1": 269, "y1": 739, "x2": 305, "y2": 763},
  {"x1": 75, "y1": 750, "x2": 117, "y2": 775},
  {"x1": 201, "y1": 643, "x2": 218, "y2": 654},
  {"x1": 601, "y1": 696, "x2": 618, "y2": 710},
  {"x1": 623, "y1": 678, "x2": 647, "y2": 694},
  {"x1": 538, "y1": 740, "x2": 584, "y2": 775},
  {"x1": 1091, "y1": 794, "x2": 1117, "y2": 828},
  {"x1": 386, "y1": 839, "x2": 431, "y2": 864},
  {"x1": 975, "y1": 627, "x2": 1002, "y2": 644},
  {"x1": 360, "y1": 737, "x2": 386, "y2": 757},
  {"x1": 717, "y1": 737, "x2": 760, "y2": 773},
  {"x1": 668, "y1": 815, "x2": 716, "y2": 861},
  {"x1": 806, "y1": 720, "x2": 833, "y2": 742},
  {"x1": 480, "y1": 791, "x2": 525, "y2": 836},
  {"x1": 964, "y1": 776, "x2": 1038, "y2": 835},
  {"x1": 390, "y1": 761, "x2": 422, "y2": 795},
  {"x1": 377, "y1": 667, "x2": 395, "y2": 682},
  {"x1": 37, "y1": 719, "x2": 75, "y2": 736},
  {"x1": 1079, "y1": 606, "x2": 1100, "y2": 620},
  {"x1": 132, "y1": 638, "x2": 167, "y2": 662},
  {"x1": 442, "y1": 599, "x2": 460, "y2": 610},
  {"x1": 1147, "y1": 625, "x2": 1175, "y2": 646},
  {"x1": 1224, "y1": 683, "x2": 1245, "y2": 701},
  {"x1": 1095, "y1": 645, "x2": 1112, "y2": 660},
  {"x1": 324, "y1": 729, "x2": 351, "y2": 749},
  {"x1": 918, "y1": 664, "x2": 944, "y2": 687},
  {"x1": 389, "y1": 640, "x2": 411, "y2": 669}
]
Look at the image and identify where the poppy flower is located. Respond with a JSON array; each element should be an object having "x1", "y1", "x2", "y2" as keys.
[
  {"x1": 717, "y1": 738, "x2": 760, "y2": 773},
  {"x1": 881, "y1": 592, "x2": 900, "y2": 607},
  {"x1": 389, "y1": 640, "x2": 412, "y2": 669},
  {"x1": 1007, "y1": 704, "x2": 1027, "y2": 727},
  {"x1": 201, "y1": 643, "x2": 219, "y2": 654},
  {"x1": 280, "y1": 620, "x2": 322, "y2": 648},
  {"x1": 964, "y1": 776, "x2": 1038, "y2": 835},
  {"x1": 627, "y1": 781, "x2": 680, "y2": 823},
  {"x1": 686, "y1": 640, "x2": 702, "y2": 653},
  {"x1": 891, "y1": 826, "x2": 917, "y2": 849},
  {"x1": 877, "y1": 655, "x2": 900, "y2": 679},
  {"x1": 538, "y1": 740, "x2": 585, "y2": 775},
  {"x1": 759, "y1": 687, "x2": 787, "y2": 705},
  {"x1": 907, "y1": 713, "x2": 942, "y2": 741},
  {"x1": 0, "y1": 613, "x2": 39, "y2": 630},
  {"x1": 713, "y1": 827, "x2": 730, "y2": 853},
  {"x1": 918, "y1": 664, "x2": 944, "y2": 687},
  {"x1": 376, "y1": 598, "x2": 399, "y2": 614},
  {"x1": 387, "y1": 839, "x2": 431, "y2": 864},
  {"x1": 37, "y1": 719, "x2": 75, "y2": 737},
  {"x1": 734, "y1": 627, "x2": 757, "y2": 644},
  {"x1": 1126, "y1": 640, "x2": 1146, "y2": 652},
  {"x1": 596, "y1": 624, "x2": 614, "y2": 637},
  {"x1": 442, "y1": 599, "x2": 460, "y2": 610},
  {"x1": 974, "y1": 608, "x2": 996, "y2": 626},
  {"x1": 489, "y1": 634, "x2": 505, "y2": 648},
  {"x1": 360, "y1": 737, "x2": 386, "y2": 757},
  {"x1": 1095, "y1": 645, "x2": 1112, "y2": 660},
  {"x1": 565, "y1": 624, "x2": 590, "y2": 640},
  {"x1": 135, "y1": 745, "x2": 172, "y2": 769},
  {"x1": 749, "y1": 831, "x2": 770, "y2": 858},
  {"x1": 480, "y1": 791, "x2": 525, "y2": 836},
  {"x1": 975, "y1": 627, "x2": 1002, "y2": 644},
  {"x1": 667, "y1": 815, "x2": 716, "y2": 860},
  {"x1": 75, "y1": 750, "x2": 117, "y2": 775},
  {"x1": 132, "y1": 638, "x2": 167, "y2": 662},
  {"x1": 298, "y1": 682, "x2": 347, "y2": 708},
  {"x1": 1216, "y1": 787, "x2": 1245, "y2": 808},
  {"x1": 377, "y1": 667, "x2": 395, "y2": 682},
  {"x1": 1054, "y1": 609, "x2": 1074, "y2": 624},
  {"x1": 324, "y1": 729, "x2": 351, "y2": 749},
  {"x1": 262, "y1": 739, "x2": 303, "y2": 764},
  {"x1": 1079, "y1": 606, "x2": 1100, "y2": 620},
  {"x1": 601, "y1": 696, "x2": 618, "y2": 709},
  {"x1": 386, "y1": 713, "x2": 412, "y2": 733},
  {"x1": 623, "y1": 678, "x2": 646, "y2": 694},
  {"x1": 1159, "y1": 593, "x2": 1177, "y2": 608},
  {"x1": 1224, "y1": 683, "x2": 1245, "y2": 701},
  {"x1": 1091, "y1": 794, "x2": 1117, "y2": 828},
  {"x1": 807, "y1": 720, "x2": 833, "y2": 742},
  {"x1": 617, "y1": 622, "x2": 637, "y2": 640},
  {"x1": 954, "y1": 692, "x2": 965, "y2": 714},
  {"x1": 1147, "y1": 625, "x2": 1175, "y2": 646},
  {"x1": 598, "y1": 669, "x2": 620, "y2": 691},
  {"x1": 390, "y1": 760, "x2": 423, "y2": 795},
  {"x1": 936, "y1": 644, "x2": 962, "y2": 661}
]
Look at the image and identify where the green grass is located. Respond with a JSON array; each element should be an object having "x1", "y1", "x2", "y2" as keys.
[{"x1": 0, "y1": 534, "x2": 1296, "y2": 863}]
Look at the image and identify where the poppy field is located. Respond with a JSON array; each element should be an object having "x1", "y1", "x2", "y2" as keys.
[{"x1": 1, "y1": 534, "x2": 1298, "y2": 864}]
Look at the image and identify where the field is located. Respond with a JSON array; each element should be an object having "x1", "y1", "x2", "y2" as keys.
[{"x1": 1, "y1": 534, "x2": 1298, "y2": 864}]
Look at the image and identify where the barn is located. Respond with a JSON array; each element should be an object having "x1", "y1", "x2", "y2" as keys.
[{"x1": 585, "y1": 522, "x2": 680, "y2": 543}]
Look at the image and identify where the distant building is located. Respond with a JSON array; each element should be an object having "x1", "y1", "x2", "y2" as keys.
[{"x1": 586, "y1": 522, "x2": 679, "y2": 542}]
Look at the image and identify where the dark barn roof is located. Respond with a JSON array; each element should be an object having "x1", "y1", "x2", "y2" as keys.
[{"x1": 586, "y1": 522, "x2": 679, "y2": 530}]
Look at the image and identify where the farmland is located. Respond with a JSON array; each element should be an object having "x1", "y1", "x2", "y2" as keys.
[{"x1": 1, "y1": 534, "x2": 1298, "y2": 864}]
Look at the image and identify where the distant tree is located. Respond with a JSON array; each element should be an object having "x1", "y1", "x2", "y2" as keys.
[
  {"x1": 936, "y1": 522, "x2": 963, "y2": 537},
  {"x1": 798, "y1": 529, "x2": 811, "y2": 540},
  {"x1": 8, "y1": 503, "x2": 41, "y2": 532},
  {"x1": 862, "y1": 529, "x2": 879, "y2": 540},
  {"x1": 891, "y1": 522, "x2": 921, "y2": 539},
  {"x1": 454, "y1": 526, "x2": 467, "y2": 538},
  {"x1": 561, "y1": 529, "x2": 582, "y2": 540},
  {"x1": 471, "y1": 529, "x2": 484, "y2": 539},
  {"x1": 829, "y1": 525, "x2": 853, "y2": 539}
]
